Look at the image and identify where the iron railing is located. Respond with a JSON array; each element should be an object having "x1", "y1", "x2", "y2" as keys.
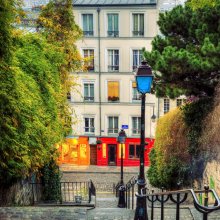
[
  {"x1": 138, "y1": 185, "x2": 220, "y2": 220},
  {"x1": 115, "y1": 176, "x2": 137, "y2": 209},
  {"x1": 107, "y1": 31, "x2": 119, "y2": 37},
  {"x1": 125, "y1": 176, "x2": 137, "y2": 210},
  {"x1": 30, "y1": 180, "x2": 96, "y2": 205}
]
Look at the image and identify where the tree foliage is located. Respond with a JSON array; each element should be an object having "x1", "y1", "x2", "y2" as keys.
[
  {"x1": 0, "y1": 0, "x2": 82, "y2": 186},
  {"x1": 187, "y1": 0, "x2": 217, "y2": 10},
  {"x1": 199, "y1": 84, "x2": 220, "y2": 159},
  {"x1": 144, "y1": 3, "x2": 220, "y2": 98},
  {"x1": 147, "y1": 108, "x2": 191, "y2": 189}
]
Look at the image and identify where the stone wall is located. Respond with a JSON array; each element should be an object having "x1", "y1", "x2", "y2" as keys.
[
  {"x1": 0, "y1": 179, "x2": 33, "y2": 206},
  {"x1": 203, "y1": 160, "x2": 220, "y2": 195}
]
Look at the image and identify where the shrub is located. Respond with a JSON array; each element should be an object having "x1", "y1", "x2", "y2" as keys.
[
  {"x1": 147, "y1": 108, "x2": 191, "y2": 189},
  {"x1": 41, "y1": 160, "x2": 62, "y2": 202}
]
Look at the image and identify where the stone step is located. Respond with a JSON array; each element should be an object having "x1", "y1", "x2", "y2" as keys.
[
  {"x1": 87, "y1": 208, "x2": 135, "y2": 220},
  {"x1": 190, "y1": 208, "x2": 220, "y2": 220},
  {"x1": 147, "y1": 207, "x2": 194, "y2": 220}
]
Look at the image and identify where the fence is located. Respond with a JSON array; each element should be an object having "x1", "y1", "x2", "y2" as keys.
[
  {"x1": 115, "y1": 177, "x2": 220, "y2": 219},
  {"x1": 30, "y1": 180, "x2": 96, "y2": 205}
]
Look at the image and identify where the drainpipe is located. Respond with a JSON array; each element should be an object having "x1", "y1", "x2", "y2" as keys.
[{"x1": 97, "y1": 7, "x2": 101, "y2": 137}]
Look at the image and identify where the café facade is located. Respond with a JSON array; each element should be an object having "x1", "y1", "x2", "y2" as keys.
[{"x1": 57, "y1": 136, "x2": 154, "y2": 166}]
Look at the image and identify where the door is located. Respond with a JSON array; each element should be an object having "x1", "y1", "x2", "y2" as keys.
[
  {"x1": 90, "y1": 145, "x2": 97, "y2": 165},
  {"x1": 108, "y1": 144, "x2": 117, "y2": 165}
]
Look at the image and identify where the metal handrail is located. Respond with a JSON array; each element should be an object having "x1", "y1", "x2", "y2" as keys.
[{"x1": 139, "y1": 185, "x2": 220, "y2": 220}]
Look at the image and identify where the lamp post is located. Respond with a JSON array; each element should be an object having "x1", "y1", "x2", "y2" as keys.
[
  {"x1": 117, "y1": 129, "x2": 127, "y2": 208},
  {"x1": 151, "y1": 106, "x2": 156, "y2": 123},
  {"x1": 134, "y1": 60, "x2": 153, "y2": 220}
]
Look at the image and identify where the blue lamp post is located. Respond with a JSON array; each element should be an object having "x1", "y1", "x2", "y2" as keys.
[{"x1": 134, "y1": 60, "x2": 153, "y2": 220}]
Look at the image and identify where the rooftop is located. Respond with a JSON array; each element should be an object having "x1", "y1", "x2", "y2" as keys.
[{"x1": 73, "y1": 0, "x2": 157, "y2": 6}]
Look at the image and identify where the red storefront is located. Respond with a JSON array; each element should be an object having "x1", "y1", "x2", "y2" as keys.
[{"x1": 96, "y1": 137, "x2": 154, "y2": 166}]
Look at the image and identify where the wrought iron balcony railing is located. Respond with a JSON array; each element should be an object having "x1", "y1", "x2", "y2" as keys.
[
  {"x1": 132, "y1": 128, "x2": 140, "y2": 135},
  {"x1": 84, "y1": 96, "x2": 94, "y2": 102},
  {"x1": 83, "y1": 31, "x2": 94, "y2": 36},
  {"x1": 107, "y1": 31, "x2": 119, "y2": 37},
  {"x1": 84, "y1": 127, "x2": 95, "y2": 133},
  {"x1": 108, "y1": 128, "x2": 119, "y2": 134},
  {"x1": 132, "y1": 31, "x2": 144, "y2": 37},
  {"x1": 108, "y1": 65, "x2": 119, "y2": 72}
]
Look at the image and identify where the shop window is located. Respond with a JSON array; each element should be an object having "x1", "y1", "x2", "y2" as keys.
[
  {"x1": 108, "y1": 116, "x2": 118, "y2": 134},
  {"x1": 108, "y1": 49, "x2": 119, "y2": 72},
  {"x1": 129, "y1": 144, "x2": 140, "y2": 159},
  {"x1": 108, "y1": 81, "x2": 119, "y2": 102},
  {"x1": 83, "y1": 49, "x2": 94, "y2": 71},
  {"x1": 132, "y1": 13, "x2": 144, "y2": 36},
  {"x1": 82, "y1": 14, "x2": 93, "y2": 36},
  {"x1": 132, "y1": 117, "x2": 141, "y2": 134},
  {"x1": 84, "y1": 117, "x2": 95, "y2": 134},
  {"x1": 164, "y1": 98, "x2": 170, "y2": 114},
  {"x1": 132, "y1": 82, "x2": 141, "y2": 101},
  {"x1": 107, "y1": 13, "x2": 119, "y2": 37},
  {"x1": 84, "y1": 83, "x2": 94, "y2": 102},
  {"x1": 132, "y1": 50, "x2": 142, "y2": 71}
]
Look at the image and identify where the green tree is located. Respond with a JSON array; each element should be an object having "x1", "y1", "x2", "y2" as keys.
[
  {"x1": 37, "y1": 0, "x2": 83, "y2": 131},
  {"x1": 187, "y1": 0, "x2": 217, "y2": 10},
  {"x1": 144, "y1": 3, "x2": 220, "y2": 98}
]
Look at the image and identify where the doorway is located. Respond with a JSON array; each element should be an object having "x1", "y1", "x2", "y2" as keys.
[
  {"x1": 90, "y1": 145, "x2": 97, "y2": 165},
  {"x1": 108, "y1": 144, "x2": 117, "y2": 166}
]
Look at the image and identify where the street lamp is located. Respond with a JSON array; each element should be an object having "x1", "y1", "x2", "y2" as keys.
[
  {"x1": 117, "y1": 129, "x2": 127, "y2": 208},
  {"x1": 151, "y1": 106, "x2": 156, "y2": 123},
  {"x1": 134, "y1": 60, "x2": 153, "y2": 220}
]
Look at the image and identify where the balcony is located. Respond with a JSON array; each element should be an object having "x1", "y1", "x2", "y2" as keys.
[
  {"x1": 84, "y1": 127, "x2": 95, "y2": 134},
  {"x1": 132, "y1": 31, "x2": 144, "y2": 37},
  {"x1": 83, "y1": 31, "x2": 94, "y2": 36},
  {"x1": 132, "y1": 128, "x2": 140, "y2": 135},
  {"x1": 108, "y1": 65, "x2": 119, "y2": 72},
  {"x1": 86, "y1": 65, "x2": 94, "y2": 72},
  {"x1": 132, "y1": 94, "x2": 142, "y2": 101},
  {"x1": 108, "y1": 128, "x2": 119, "y2": 134},
  {"x1": 108, "y1": 96, "x2": 119, "y2": 102},
  {"x1": 84, "y1": 96, "x2": 94, "y2": 102},
  {"x1": 107, "y1": 31, "x2": 119, "y2": 37}
]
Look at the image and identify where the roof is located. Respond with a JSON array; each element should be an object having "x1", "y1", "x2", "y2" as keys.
[{"x1": 73, "y1": 0, "x2": 157, "y2": 7}]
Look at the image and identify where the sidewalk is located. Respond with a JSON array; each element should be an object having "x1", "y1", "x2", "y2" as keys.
[{"x1": 60, "y1": 164, "x2": 139, "y2": 174}]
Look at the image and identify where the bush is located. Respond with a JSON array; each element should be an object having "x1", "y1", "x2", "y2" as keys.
[
  {"x1": 41, "y1": 160, "x2": 62, "y2": 202},
  {"x1": 147, "y1": 108, "x2": 191, "y2": 189}
]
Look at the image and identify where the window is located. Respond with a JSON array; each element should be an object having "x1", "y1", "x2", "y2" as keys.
[
  {"x1": 129, "y1": 144, "x2": 140, "y2": 159},
  {"x1": 67, "y1": 92, "x2": 71, "y2": 100},
  {"x1": 133, "y1": 50, "x2": 143, "y2": 71},
  {"x1": 83, "y1": 49, "x2": 94, "y2": 71},
  {"x1": 84, "y1": 83, "x2": 94, "y2": 102},
  {"x1": 84, "y1": 117, "x2": 95, "y2": 134},
  {"x1": 107, "y1": 14, "x2": 119, "y2": 37},
  {"x1": 82, "y1": 14, "x2": 93, "y2": 36},
  {"x1": 177, "y1": 99, "x2": 185, "y2": 107},
  {"x1": 108, "y1": 49, "x2": 119, "y2": 72},
  {"x1": 164, "y1": 98, "x2": 170, "y2": 114},
  {"x1": 108, "y1": 81, "x2": 119, "y2": 102},
  {"x1": 132, "y1": 117, "x2": 141, "y2": 134},
  {"x1": 132, "y1": 82, "x2": 141, "y2": 101},
  {"x1": 108, "y1": 116, "x2": 118, "y2": 134},
  {"x1": 132, "y1": 13, "x2": 144, "y2": 36}
]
